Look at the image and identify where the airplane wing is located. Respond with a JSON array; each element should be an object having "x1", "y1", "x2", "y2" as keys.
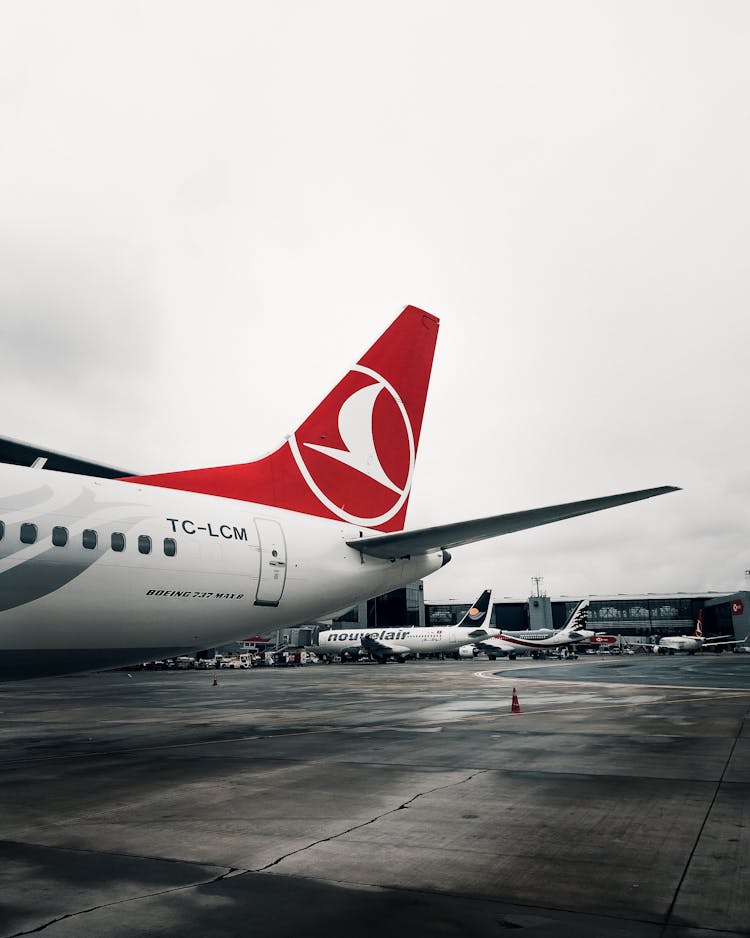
[
  {"x1": 347, "y1": 486, "x2": 680, "y2": 560},
  {"x1": 475, "y1": 636, "x2": 513, "y2": 652},
  {"x1": 704, "y1": 634, "x2": 750, "y2": 647},
  {"x1": 0, "y1": 435, "x2": 134, "y2": 479},
  {"x1": 360, "y1": 634, "x2": 411, "y2": 656}
]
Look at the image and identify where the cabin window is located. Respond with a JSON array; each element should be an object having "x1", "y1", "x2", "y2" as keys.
[
  {"x1": 82, "y1": 529, "x2": 98, "y2": 549},
  {"x1": 52, "y1": 526, "x2": 68, "y2": 547},
  {"x1": 163, "y1": 537, "x2": 176, "y2": 557},
  {"x1": 111, "y1": 532, "x2": 126, "y2": 552},
  {"x1": 138, "y1": 534, "x2": 152, "y2": 555},
  {"x1": 20, "y1": 523, "x2": 37, "y2": 544}
]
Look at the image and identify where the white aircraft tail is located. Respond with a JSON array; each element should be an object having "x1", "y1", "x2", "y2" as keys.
[{"x1": 561, "y1": 599, "x2": 590, "y2": 634}]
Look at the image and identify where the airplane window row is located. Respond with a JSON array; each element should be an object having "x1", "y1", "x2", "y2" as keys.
[{"x1": 0, "y1": 520, "x2": 176, "y2": 557}]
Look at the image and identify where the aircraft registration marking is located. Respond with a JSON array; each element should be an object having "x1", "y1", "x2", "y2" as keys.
[{"x1": 166, "y1": 518, "x2": 248, "y2": 540}]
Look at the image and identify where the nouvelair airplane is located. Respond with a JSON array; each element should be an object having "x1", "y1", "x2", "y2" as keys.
[
  {"x1": 310, "y1": 589, "x2": 494, "y2": 663},
  {"x1": 0, "y1": 306, "x2": 679, "y2": 681},
  {"x1": 476, "y1": 599, "x2": 593, "y2": 659},
  {"x1": 656, "y1": 610, "x2": 747, "y2": 655}
]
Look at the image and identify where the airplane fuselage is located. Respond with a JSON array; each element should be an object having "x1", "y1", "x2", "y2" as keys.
[
  {"x1": 0, "y1": 464, "x2": 445, "y2": 679},
  {"x1": 658, "y1": 636, "x2": 703, "y2": 653},
  {"x1": 311, "y1": 625, "x2": 482, "y2": 659},
  {"x1": 0, "y1": 305, "x2": 679, "y2": 683},
  {"x1": 482, "y1": 627, "x2": 594, "y2": 653}
]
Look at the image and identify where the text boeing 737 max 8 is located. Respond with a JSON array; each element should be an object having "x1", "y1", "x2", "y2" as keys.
[{"x1": 0, "y1": 306, "x2": 679, "y2": 680}]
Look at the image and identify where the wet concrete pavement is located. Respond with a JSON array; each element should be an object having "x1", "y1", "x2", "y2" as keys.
[{"x1": 1, "y1": 655, "x2": 748, "y2": 936}]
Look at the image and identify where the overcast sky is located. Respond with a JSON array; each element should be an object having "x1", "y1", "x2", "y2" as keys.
[{"x1": 1, "y1": 1, "x2": 748, "y2": 602}]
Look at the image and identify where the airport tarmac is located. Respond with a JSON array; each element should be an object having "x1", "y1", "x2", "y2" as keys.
[{"x1": 1, "y1": 654, "x2": 748, "y2": 937}]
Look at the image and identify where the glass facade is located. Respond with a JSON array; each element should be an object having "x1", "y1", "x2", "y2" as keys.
[
  {"x1": 427, "y1": 604, "x2": 469, "y2": 626},
  {"x1": 485, "y1": 596, "x2": 728, "y2": 638},
  {"x1": 331, "y1": 582, "x2": 424, "y2": 629},
  {"x1": 587, "y1": 598, "x2": 696, "y2": 623},
  {"x1": 328, "y1": 585, "x2": 736, "y2": 640}
]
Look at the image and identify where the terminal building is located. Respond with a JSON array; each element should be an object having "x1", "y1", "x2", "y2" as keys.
[
  {"x1": 319, "y1": 583, "x2": 750, "y2": 644},
  {"x1": 224, "y1": 583, "x2": 749, "y2": 653}
]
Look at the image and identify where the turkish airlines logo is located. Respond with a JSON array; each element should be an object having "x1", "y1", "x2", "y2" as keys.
[
  {"x1": 732, "y1": 599, "x2": 744, "y2": 615},
  {"x1": 289, "y1": 365, "x2": 415, "y2": 526}
]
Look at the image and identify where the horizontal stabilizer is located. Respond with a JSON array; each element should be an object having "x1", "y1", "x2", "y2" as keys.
[
  {"x1": 0, "y1": 435, "x2": 134, "y2": 479},
  {"x1": 348, "y1": 486, "x2": 680, "y2": 560},
  {"x1": 467, "y1": 628, "x2": 493, "y2": 639}
]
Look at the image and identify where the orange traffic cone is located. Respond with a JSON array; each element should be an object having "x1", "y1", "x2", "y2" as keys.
[
  {"x1": 511, "y1": 687, "x2": 521, "y2": 713},
  {"x1": 212, "y1": 675, "x2": 218, "y2": 687}
]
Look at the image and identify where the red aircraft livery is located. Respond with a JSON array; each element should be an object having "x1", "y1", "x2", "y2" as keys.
[{"x1": 124, "y1": 307, "x2": 438, "y2": 532}]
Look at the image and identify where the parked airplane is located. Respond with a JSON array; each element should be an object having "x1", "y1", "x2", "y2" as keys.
[
  {"x1": 0, "y1": 305, "x2": 679, "y2": 680},
  {"x1": 310, "y1": 589, "x2": 494, "y2": 662},
  {"x1": 477, "y1": 600, "x2": 593, "y2": 660},
  {"x1": 656, "y1": 611, "x2": 746, "y2": 655}
]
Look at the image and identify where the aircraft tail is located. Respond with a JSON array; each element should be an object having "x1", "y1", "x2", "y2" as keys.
[
  {"x1": 120, "y1": 306, "x2": 440, "y2": 532},
  {"x1": 561, "y1": 599, "x2": 590, "y2": 634},
  {"x1": 457, "y1": 589, "x2": 493, "y2": 635},
  {"x1": 695, "y1": 610, "x2": 704, "y2": 638}
]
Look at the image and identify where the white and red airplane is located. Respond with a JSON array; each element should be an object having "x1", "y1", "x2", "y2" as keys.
[
  {"x1": 656, "y1": 610, "x2": 746, "y2": 655},
  {"x1": 0, "y1": 305, "x2": 679, "y2": 680},
  {"x1": 477, "y1": 599, "x2": 594, "y2": 659}
]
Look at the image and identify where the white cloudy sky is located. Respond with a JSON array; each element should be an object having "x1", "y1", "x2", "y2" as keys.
[{"x1": 1, "y1": 1, "x2": 748, "y2": 602}]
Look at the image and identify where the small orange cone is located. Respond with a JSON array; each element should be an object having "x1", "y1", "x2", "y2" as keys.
[
  {"x1": 212, "y1": 675, "x2": 218, "y2": 686},
  {"x1": 511, "y1": 687, "x2": 521, "y2": 713}
]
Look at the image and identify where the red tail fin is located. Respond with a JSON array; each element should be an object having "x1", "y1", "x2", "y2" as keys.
[
  {"x1": 122, "y1": 306, "x2": 440, "y2": 532},
  {"x1": 695, "y1": 610, "x2": 703, "y2": 638}
]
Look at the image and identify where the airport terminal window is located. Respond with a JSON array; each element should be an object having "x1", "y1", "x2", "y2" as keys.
[
  {"x1": 406, "y1": 585, "x2": 421, "y2": 611},
  {"x1": 20, "y1": 523, "x2": 37, "y2": 544},
  {"x1": 429, "y1": 605, "x2": 456, "y2": 625},
  {"x1": 111, "y1": 532, "x2": 126, "y2": 552},
  {"x1": 52, "y1": 526, "x2": 68, "y2": 547},
  {"x1": 163, "y1": 537, "x2": 176, "y2": 557},
  {"x1": 82, "y1": 529, "x2": 97, "y2": 550},
  {"x1": 138, "y1": 534, "x2": 151, "y2": 555},
  {"x1": 650, "y1": 599, "x2": 691, "y2": 620}
]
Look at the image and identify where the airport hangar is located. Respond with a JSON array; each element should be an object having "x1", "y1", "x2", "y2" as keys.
[{"x1": 252, "y1": 582, "x2": 750, "y2": 653}]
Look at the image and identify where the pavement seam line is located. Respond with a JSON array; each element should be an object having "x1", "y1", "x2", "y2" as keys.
[
  {"x1": 0, "y1": 838, "x2": 228, "y2": 870},
  {"x1": 474, "y1": 667, "x2": 750, "y2": 693},
  {"x1": 286, "y1": 875, "x2": 674, "y2": 932},
  {"x1": 658, "y1": 697, "x2": 750, "y2": 938},
  {"x1": 251, "y1": 768, "x2": 489, "y2": 873},
  {"x1": 0, "y1": 727, "x2": 337, "y2": 768},
  {"x1": 6, "y1": 867, "x2": 237, "y2": 937}
]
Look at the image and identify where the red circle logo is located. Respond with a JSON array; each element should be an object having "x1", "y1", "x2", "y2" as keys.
[{"x1": 289, "y1": 365, "x2": 415, "y2": 526}]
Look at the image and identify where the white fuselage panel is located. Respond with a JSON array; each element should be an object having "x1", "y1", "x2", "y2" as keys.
[{"x1": 0, "y1": 465, "x2": 444, "y2": 676}]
